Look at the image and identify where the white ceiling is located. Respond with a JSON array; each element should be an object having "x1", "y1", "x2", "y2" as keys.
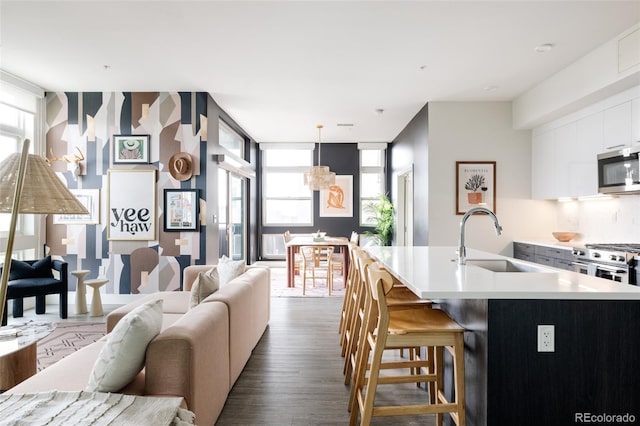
[{"x1": 1, "y1": 1, "x2": 639, "y2": 143}]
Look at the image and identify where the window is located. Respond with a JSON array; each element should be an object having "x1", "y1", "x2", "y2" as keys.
[
  {"x1": 261, "y1": 147, "x2": 313, "y2": 226},
  {"x1": 0, "y1": 74, "x2": 44, "y2": 259},
  {"x1": 359, "y1": 145, "x2": 386, "y2": 226},
  {"x1": 219, "y1": 119, "x2": 244, "y2": 159}
]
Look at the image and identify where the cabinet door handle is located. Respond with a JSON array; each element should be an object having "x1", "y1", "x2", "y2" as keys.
[{"x1": 605, "y1": 144, "x2": 626, "y2": 150}]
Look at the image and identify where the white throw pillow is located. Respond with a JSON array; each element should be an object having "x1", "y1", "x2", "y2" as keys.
[
  {"x1": 217, "y1": 255, "x2": 246, "y2": 286},
  {"x1": 86, "y1": 298, "x2": 163, "y2": 392},
  {"x1": 189, "y1": 267, "x2": 219, "y2": 308}
]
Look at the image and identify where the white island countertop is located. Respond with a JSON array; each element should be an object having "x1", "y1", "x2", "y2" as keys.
[{"x1": 365, "y1": 246, "x2": 640, "y2": 300}]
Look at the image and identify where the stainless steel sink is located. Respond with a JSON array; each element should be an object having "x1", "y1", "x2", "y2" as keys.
[{"x1": 466, "y1": 259, "x2": 555, "y2": 273}]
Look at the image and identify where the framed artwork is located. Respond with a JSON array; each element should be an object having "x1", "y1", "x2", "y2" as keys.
[
  {"x1": 113, "y1": 134, "x2": 150, "y2": 164},
  {"x1": 164, "y1": 189, "x2": 200, "y2": 232},
  {"x1": 456, "y1": 161, "x2": 496, "y2": 215},
  {"x1": 320, "y1": 175, "x2": 353, "y2": 217},
  {"x1": 107, "y1": 169, "x2": 156, "y2": 240},
  {"x1": 53, "y1": 188, "x2": 100, "y2": 224}
]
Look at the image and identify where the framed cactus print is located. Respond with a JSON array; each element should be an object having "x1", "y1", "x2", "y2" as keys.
[{"x1": 456, "y1": 161, "x2": 496, "y2": 215}]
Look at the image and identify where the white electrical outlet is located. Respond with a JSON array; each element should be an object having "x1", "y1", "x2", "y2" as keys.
[{"x1": 537, "y1": 325, "x2": 555, "y2": 352}]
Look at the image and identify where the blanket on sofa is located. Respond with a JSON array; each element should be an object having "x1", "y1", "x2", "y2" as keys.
[{"x1": 0, "y1": 390, "x2": 195, "y2": 425}]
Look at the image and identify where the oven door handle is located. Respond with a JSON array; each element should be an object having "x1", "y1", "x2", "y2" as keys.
[
  {"x1": 594, "y1": 264, "x2": 627, "y2": 274},
  {"x1": 572, "y1": 261, "x2": 627, "y2": 274}
]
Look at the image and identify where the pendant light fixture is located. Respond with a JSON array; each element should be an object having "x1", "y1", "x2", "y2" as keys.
[{"x1": 304, "y1": 124, "x2": 336, "y2": 191}]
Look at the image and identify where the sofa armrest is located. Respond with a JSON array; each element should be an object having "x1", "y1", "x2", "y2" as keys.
[{"x1": 145, "y1": 301, "x2": 230, "y2": 426}]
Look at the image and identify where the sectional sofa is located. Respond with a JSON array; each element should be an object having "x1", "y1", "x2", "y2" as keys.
[{"x1": 6, "y1": 264, "x2": 271, "y2": 426}]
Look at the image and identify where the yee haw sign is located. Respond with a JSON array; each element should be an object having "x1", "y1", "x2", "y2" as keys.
[{"x1": 107, "y1": 169, "x2": 156, "y2": 241}]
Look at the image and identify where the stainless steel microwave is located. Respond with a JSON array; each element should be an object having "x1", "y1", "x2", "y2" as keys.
[{"x1": 598, "y1": 146, "x2": 640, "y2": 194}]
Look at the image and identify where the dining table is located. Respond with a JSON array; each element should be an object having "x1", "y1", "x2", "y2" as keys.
[{"x1": 285, "y1": 236, "x2": 350, "y2": 287}]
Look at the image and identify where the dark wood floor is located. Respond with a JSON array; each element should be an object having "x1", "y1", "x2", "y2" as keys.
[{"x1": 216, "y1": 297, "x2": 437, "y2": 426}]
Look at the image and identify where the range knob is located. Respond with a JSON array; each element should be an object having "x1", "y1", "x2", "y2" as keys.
[
  {"x1": 618, "y1": 256, "x2": 626, "y2": 262},
  {"x1": 610, "y1": 255, "x2": 617, "y2": 261},
  {"x1": 573, "y1": 249, "x2": 585, "y2": 256},
  {"x1": 593, "y1": 252, "x2": 601, "y2": 258}
]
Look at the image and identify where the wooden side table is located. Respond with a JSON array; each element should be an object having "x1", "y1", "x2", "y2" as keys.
[
  {"x1": 71, "y1": 269, "x2": 91, "y2": 314},
  {"x1": 0, "y1": 322, "x2": 55, "y2": 390},
  {"x1": 85, "y1": 279, "x2": 108, "y2": 317}
]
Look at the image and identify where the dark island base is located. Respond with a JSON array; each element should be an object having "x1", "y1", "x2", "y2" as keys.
[{"x1": 437, "y1": 299, "x2": 640, "y2": 426}]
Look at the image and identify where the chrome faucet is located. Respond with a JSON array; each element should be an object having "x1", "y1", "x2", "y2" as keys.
[{"x1": 458, "y1": 206, "x2": 503, "y2": 265}]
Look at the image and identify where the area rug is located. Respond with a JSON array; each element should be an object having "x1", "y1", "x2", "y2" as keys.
[
  {"x1": 269, "y1": 266, "x2": 345, "y2": 298},
  {"x1": 37, "y1": 322, "x2": 106, "y2": 371}
]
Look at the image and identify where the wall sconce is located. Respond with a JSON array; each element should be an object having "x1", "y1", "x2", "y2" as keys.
[{"x1": 212, "y1": 154, "x2": 256, "y2": 179}]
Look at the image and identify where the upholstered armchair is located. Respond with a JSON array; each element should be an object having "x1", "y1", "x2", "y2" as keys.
[{"x1": 1, "y1": 256, "x2": 68, "y2": 326}]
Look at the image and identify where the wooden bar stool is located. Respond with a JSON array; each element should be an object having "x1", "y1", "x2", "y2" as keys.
[
  {"x1": 343, "y1": 247, "x2": 432, "y2": 387},
  {"x1": 350, "y1": 262, "x2": 466, "y2": 426},
  {"x1": 339, "y1": 242, "x2": 359, "y2": 349}
]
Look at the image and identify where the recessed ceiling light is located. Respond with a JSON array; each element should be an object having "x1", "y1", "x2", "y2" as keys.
[
  {"x1": 484, "y1": 85, "x2": 499, "y2": 92},
  {"x1": 419, "y1": 65, "x2": 427, "y2": 71},
  {"x1": 534, "y1": 43, "x2": 554, "y2": 53},
  {"x1": 337, "y1": 123, "x2": 354, "y2": 127},
  {"x1": 103, "y1": 65, "x2": 111, "y2": 71},
  {"x1": 374, "y1": 108, "x2": 384, "y2": 115}
]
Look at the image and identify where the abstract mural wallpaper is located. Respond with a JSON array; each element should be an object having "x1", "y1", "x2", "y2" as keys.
[{"x1": 45, "y1": 92, "x2": 208, "y2": 295}]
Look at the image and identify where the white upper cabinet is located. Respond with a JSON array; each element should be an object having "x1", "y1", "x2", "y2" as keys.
[
  {"x1": 603, "y1": 101, "x2": 633, "y2": 151},
  {"x1": 553, "y1": 122, "x2": 575, "y2": 198},
  {"x1": 632, "y1": 98, "x2": 640, "y2": 146},
  {"x1": 532, "y1": 87, "x2": 639, "y2": 200},
  {"x1": 532, "y1": 130, "x2": 556, "y2": 199},
  {"x1": 573, "y1": 112, "x2": 603, "y2": 196}
]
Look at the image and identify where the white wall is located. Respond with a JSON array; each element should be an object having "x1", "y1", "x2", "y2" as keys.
[
  {"x1": 427, "y1": 102, "x2": 556, "y2": 255},
  {"x1": 557, "y1": 196, "x2": 640, "y2": 244},
  {"x1": 513, "y1": 22, "x2": 640, "y2": 129}
]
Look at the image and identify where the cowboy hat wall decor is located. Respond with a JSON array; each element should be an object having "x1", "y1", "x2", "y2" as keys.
[
  {"x1": 169, "y1": 152, "x2": 194, "y2": 181},
  {"x1": 113, "y1": 135, "x2": 150, "y2": 164}
]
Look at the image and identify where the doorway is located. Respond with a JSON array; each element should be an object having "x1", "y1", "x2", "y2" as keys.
[
  {"x1": 218, "y1": 169, "x2": 246, "y2": 261},
  {"x1": 396, "y1": 167, "x2": 414, "y2": 246}
]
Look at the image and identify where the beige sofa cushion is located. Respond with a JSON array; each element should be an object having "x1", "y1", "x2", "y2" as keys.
[
  {"x1": 189, "y1": 267, "x2": 219, "y2": 308},
  {"x1": 107, "y1": 293, "x2": 190, "y2": 333},
  {"x1": 86, "y1": 299, "x2": 163, "y2": 392}
]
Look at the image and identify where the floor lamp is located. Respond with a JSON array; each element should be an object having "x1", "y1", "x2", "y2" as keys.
[{"x1": 0, "y1": 139, "x2": 88, "y2": 325}]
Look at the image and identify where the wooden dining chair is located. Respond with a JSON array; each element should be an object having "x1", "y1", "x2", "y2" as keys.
[
  {"x1": 300, "y1": 245, "x2": 334, "y2": 295},
  {"x1": 283, "y1": 230, "x2": 301, "y2": 276}
]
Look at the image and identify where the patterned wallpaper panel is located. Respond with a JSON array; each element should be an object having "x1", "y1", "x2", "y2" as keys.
[{"x1": 45, "y1": 91, "x2": 208, "y2": 294}]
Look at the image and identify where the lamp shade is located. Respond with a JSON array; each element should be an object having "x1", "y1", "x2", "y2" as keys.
[
  {"x1": 0, "y1": 152, "x2": 88, "y2": 214},
  {"x1": 304, "y1": 166, "x2": 336, "y2": 191}
]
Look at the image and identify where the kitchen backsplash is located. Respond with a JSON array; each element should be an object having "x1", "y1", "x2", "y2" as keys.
[{"x1": 557, "y1": 195, "x2": 640, "y2": 243}]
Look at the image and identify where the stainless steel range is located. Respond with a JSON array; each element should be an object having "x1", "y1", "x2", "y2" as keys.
[{"x1": 572, "y1": 243, "x2": 640, "y2": 285}]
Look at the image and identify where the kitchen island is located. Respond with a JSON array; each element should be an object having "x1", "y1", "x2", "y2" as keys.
[{"x1": 365, "y1": 246, "x2": 640, "y2": 426}]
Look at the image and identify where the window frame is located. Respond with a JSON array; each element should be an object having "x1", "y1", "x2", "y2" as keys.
[
  {"x1": 0, "y1": 74, "x2": 46, "y2": 260},
  {"x1": 359, "y1": 146, "x2": 387, "y2": 227},
  {"x1": 261, "y1": 146, "x2": 314, "y2": 227}
]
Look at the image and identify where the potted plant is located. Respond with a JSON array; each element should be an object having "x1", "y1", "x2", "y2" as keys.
[
  {"x1": 364, "y1": 194, "x2": 394, "y2": 246},
  {"x1": 465, "y1": 174, "x2": 485, "y2": 204}
]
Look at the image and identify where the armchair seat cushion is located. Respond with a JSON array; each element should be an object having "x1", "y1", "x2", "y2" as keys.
[{"x1": 8, "y1": 278, "x2": 65, "y2": 296}]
